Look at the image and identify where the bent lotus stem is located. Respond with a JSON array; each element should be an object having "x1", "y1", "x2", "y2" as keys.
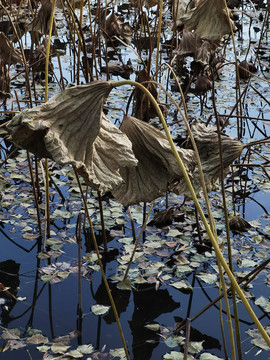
[
  {"x1": 44, "y1": 0, "x2": 57, "y2": 239},
  {"x1": 111, "y1": 79, "x2": 270, "y2": 347}
]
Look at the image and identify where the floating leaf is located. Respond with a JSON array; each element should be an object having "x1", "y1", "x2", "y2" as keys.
[
  {"x1": 237, "y1": 259, "x2": 258, "y2": 268},
  {"x1": 145, "y1": 323, "x2": 160, "y2": 331},
  {"x1": 8, "y1": 340, "x2": 26, "y2": 350},
  {"x1": 246, "y1": 327, "x2": 270, "y2": 351},
  {"x1": 51, "y1": 344, "x2": 71, "y2": 354},
  {"x1": 170, "y1": 279, "x2": 193, "y2": 290},
  {"x1": 66, "y1": 349, "x2": 83, "y2": 358},
  {"x1": 117, "y1": 278, "x2": 132, "y2": 290},
  {"x1": 200, "y1": 353, "x2": 225, "y2": 360},
  {"x1": 37, "y1": 345, "x2": 51, "y2": 352},
  {"x1": 109, "y1": 348, "x2": 126, "y2": 358},
  {"x1": 196, "y1": 273, "x2": 218, "y2": 284},
  {"x1": 26, "y1": 334, "x2": 49, "y2": 345},
  {"x1": 188, "y1": 341, "x2": 204, "y2": 354},
  {"x1": 255, "y1": 296, "x2": 270, "y2": 312},
  {"x1": 40, "y1": 274, "x2": 56, "y2": 282},
  {"x1": 91, "y1": 304, "x2": 111, "y2": 316},
  {"x1": 1, "y1": 328, "x2": 20, "y2": 340},
  {"x1": 76, "y1": 344, "x2": 94, "y2": 354}
]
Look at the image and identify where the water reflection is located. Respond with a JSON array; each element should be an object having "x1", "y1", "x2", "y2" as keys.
[
  {"x1": 0, "y1": 260, "x2": 20, "y2": 327},
  {"x1": 130, "y1": 285, "x2": 180, "y2": 360}
]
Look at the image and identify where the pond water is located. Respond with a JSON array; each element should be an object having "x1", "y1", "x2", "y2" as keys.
[{"x1": 0, "y1": 1, "x2": 270, "y2": 359}]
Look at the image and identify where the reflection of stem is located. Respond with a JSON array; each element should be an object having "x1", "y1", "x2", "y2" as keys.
[
  {"x1": 48, "y1": 283, "x2": 55, "y2": 339},
  {"x1": 0, "y1": 228, "x2": 38, "y2": 252},
  {"x1": 128, "y1": 207, "x2": 136, "y2": 243},
  {"x1": 123, "y1": 202, "x2": 154, "y2": 280},
  {"x1": 175, "y1": 258, "x2": 270, "y2": 333},
  {"x1": 183, "y1": 318, "x2": 191, "y2": 360},
  {"x1": 24, "y1": 241, "x2": 42, "y2": 332},
  {"x1": 73, "y1": 168, "x2": 130, "y2": 360},
  {"x1": 76, "y1": 212, "x2": 83, "y2": 339},
  {"x1": 212, "y1": 74, "x2": 238, "y2": 359}
]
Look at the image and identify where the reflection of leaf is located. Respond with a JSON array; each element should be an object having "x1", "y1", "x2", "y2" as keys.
[{"x1": 91, "y1": 304, "x2": 111, "y2": 316}]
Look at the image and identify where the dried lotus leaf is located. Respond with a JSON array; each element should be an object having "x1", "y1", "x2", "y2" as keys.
[
  {"x1": 7, "y1": 81, "x2": 113, "y2": 161},
  {"x1": 77, "y1": 113, "x2": 138, "y2": 193},
  {"x1": 7, "y1": 81, "x2": 138, "y2": 193},
  {"x1": 0, "y1": 32, "x2": 23, "y2": 65},
  {"x1": 112, "y1": 116, "x2": 195, "y2": 206},
  {"x1": 180, "y1": 0, "x2": 236, "y2": 42},
  {"x1": 172, "y1": 122, "x2": 244, "y2": 196}
]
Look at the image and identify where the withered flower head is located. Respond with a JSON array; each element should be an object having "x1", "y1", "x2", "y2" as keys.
[{"x1": 229, "y1": 215, "x2": 251, "y2": 233}]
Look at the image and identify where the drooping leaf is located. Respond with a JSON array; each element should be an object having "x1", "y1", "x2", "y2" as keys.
[
  {"x1": 112, "y1": 115, "x2": 195, "y2": 206},
  {"x1": 179, "y1": 0, "x2": 236, "y2": 42},
  {"x1": 7, "y1": 82, "x2": 137, "y2": 193}
]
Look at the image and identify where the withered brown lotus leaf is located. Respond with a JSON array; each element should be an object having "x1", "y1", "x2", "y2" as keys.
[
  {"x1": 105, "y1": 13, "x2": 132, "y2": 45},
  {"x1": 0, "y1": 59, "x2": 11, "y2": 98},
  {"x1": 77, "y1": 113, "x2": 138, "y2": 193},
  {"x1": 196, "y1": 40, "x2": 214, "y2": 67},
  {"x1": 112, "y1": 116, "x2": 195, "y2": 206},
  {"x1": 7, "y1": 81, "x2": 138, "y2": 193},
  {"x1": 173, "y1": 0, "x2": 197, "y2": 29},
  {"x1": 100, "y1": 62, "x2": 133, "y2": 80},
  {"x1": 175, "y1": 29, "x2": 203, "y2": 58},
  {"x1": 180, "y1": 0, "x2": 236, "y2": 42},
  {"x1": 172, "y1": 122, "x2": 244, "y2": 196},
  {"x1": 0, "y1": 32, "x2": 23, "y2": 65},
  {"x1": 28, "y1": 0, "x2": 58, "y2": 37}
]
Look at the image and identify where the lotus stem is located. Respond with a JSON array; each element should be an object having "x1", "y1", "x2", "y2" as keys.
[
  {"x1": 212, "y1": 75, "x2": 241, "y2": 358},
  {"x1": 155, "y1": 0, "x2": 163, "y2": 77},
  {"x1": 111, "y1": 80, "x2": 270, "y2": 346},
  {"x1": 44, "y1": 0, "x2": 57, "y2": 239},
  {"x1": 73, "y1": 168, "x2": 130, "y2": 360}
]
